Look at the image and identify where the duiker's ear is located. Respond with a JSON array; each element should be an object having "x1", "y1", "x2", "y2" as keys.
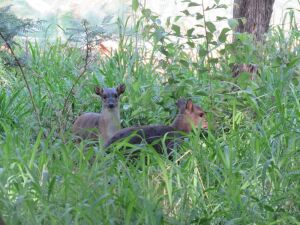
[
  {"x1": 186, "y1": 99, "x2": 194, "y2": 111},
  {"x1": 94, "y1": 86, "x2": 103, "y2": 96},
  {"x1": 176, "y1": 98, "x2": 186, "y2": 113},
  {"x1": 117, "y1": 84, "x2": 126, "y2": 96}
]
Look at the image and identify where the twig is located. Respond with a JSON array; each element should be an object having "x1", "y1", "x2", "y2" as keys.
[
  {"x1": 61, "y1": 20, "x2": 91, "y2": 124},
  {"x1": 201, "y1": 0, "x2": 214, "y2": 108},
  {"x1": 0, "y1": 32, "x2": 41, "y2": 127}
]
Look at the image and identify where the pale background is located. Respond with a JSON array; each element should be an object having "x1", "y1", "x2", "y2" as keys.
[{"x1": 1, "y1": 0, "x2": 299, "y2": 39}]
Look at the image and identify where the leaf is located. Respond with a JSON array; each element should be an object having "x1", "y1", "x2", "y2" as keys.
[
  {"x1": 195, "y1": 90, "x2": 208, "y2": 96},
  {"x1": 210, "y1": 41, "x2": 218, "y2": 46},
  {"x1": 195, "y1": 34, "x2": 205, "y2": 39},
  {"x1": 216, "y1": 16, "x2": 227, "y2": 21},
  {"x1": 142, "y1": 8, "x2": 151, "y2": 17},
  {"x1": 166, "y1": 17, "x2": 171, "y2": 27},
  {"x1": 198, "y1": 48, "x2": 208, "y2": 57},
  {"x1": 287, "y1": 56, "x2": 300, "y2": 68},
  {"x1": 208, "y1": 57, "x2": 219, "y2": 64},
  {"x1": 132, "y1": 0, "x2": 139, "y2": 11},
  {"x1": 179, "y1": 59, "x2": 189, "y2": 68},
  {"x1": 171, "y1": 24, "x2": 181, "y2": 36},
  {"x1": 216, "y1": 4, "x2": 228, "y2": 9},
  {"x1": 181, "y1": 10, "x2": 190, "y2": 16},
  {"x1": 205, "y1": 4, "x2": 217, "y2": 11},
  {"x1": 219, "y1": 48, "x2": 226, "y2": 55},
  {"x1": 187, "y1": 41, "x2": 195, "y2": 48},
  {"x1": 205, "y1": 21, "x2": 216, "y2": 33},
  {"x1": 218, "y1": 28, "x2": 230, "y2": 43},
  {"x1": 188, "y1": 2, "x2": 200, "y2": 7},
  {"x1": 260, "y1": 203, "x2": 275, "y2": 212},
  {"x1": 187, "y1": 28, "x2": 195, "y2": 37},
  {"x1": 47, "y1": 177, "x2": 56, "y2": 200},
  {"x1": 175, "y1": 16, "x2": 181, "y2": 22},
  {"x1": 206, "y1": 32, "x2": 214, "y2": 42},
  {"x1": 196, "y1": 13, "x2": 204, "y2": 20},
  {"x1": 228, "y1": 18, "x2": 239, "y2": 29},
  {"x1": 195, "y1": 24, "x2": 204, "y2": 28}
]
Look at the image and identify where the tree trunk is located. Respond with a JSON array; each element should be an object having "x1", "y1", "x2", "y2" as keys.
[{"x1": 233, "y1": 0, "x2": 275, "y2": 41}]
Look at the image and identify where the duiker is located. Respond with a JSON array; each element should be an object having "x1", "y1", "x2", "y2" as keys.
[
  {"x1": 73, "y1": 84, "x2": 126, "y2": 143},
  {"x1": 104, "y1": 99, "x2": 207, "y2": 157}
]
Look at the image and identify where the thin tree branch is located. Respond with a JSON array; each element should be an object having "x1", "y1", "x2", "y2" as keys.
[
  {"x1": 61, "y1": 20, "x2": 91, "y2": 125},
  {"x1": 201, "y1": 0, "x2": 214, "y2": 108},
  {"x1": 0, "y1": 32, "x2": 41, "y2": 127}
]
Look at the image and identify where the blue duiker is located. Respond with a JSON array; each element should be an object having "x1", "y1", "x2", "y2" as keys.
[{"x1": 73, "y1": 84, "x2": 125, "y2": 143}]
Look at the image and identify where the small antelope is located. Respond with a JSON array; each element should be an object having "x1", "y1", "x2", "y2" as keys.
[
  {"x1": 73, "y1": 84, "x2": 126, "y2": 143},
  {"x1": 104, "y1": 99, "x2": 207, "y2": 157},
  {"x1": 232, "y1": 63, "x2": 259, "y2": 80}
]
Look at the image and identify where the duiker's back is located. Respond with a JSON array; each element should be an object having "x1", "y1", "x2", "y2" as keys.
[
  {"x1": 104, "y1": 125, "x2": 183, "y2": 155},
  {"x1": 105, "y1": 99, "x2": 207, "y2": 157}
]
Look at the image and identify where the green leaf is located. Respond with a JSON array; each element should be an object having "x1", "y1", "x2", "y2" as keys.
[
  {"x1": 196, "y1": 34, "x2": 205, "y2": 38},
  {"x1": 132, "y1": 0, "x2": 139, "y2": 11},
  {"x1": 228, "y1": 18, "x2": 239, "y2": 29},
  {"x1": 196, "y1": 13, "x2": 204, "y2": 20},
  {"x1": 187, "y1": 28, "x2": 195, "y2": 37},
  {"x1": 206, "y1": 32, "x2": 214, "y2": 42},
  {"x1": 287, "y1": 56, "x2": 300, "y2": 68},
  {"x1": 195, "y1": 24, "x2": 204, "y2": 28},
  {"x1": 187, "y1": 41, "x2": 195, "y2": 48},
  {"x1": 179, "y1": 59, "x2": 189, "y2": 68},
  {"x1": 171, "y1": 24, "x2": 181, "y2": 36},
  {"x1": 142, "y1": 8, "x2": 151, "y2": 17},
  {"x1": 198, "y1": 47, "x2": 208, "y2": 57},
  {"x1": 218, "y1": 28, "x2": 230, "y2": 43},
  {"x1": 205, "y1": 21, "x2": 216, "y2": 33},
  {"x1": 181, "y1": 10, "x2": 190, "y2": 16},
  {"x1": 175, "y1": 16, "x2": 181, "y2": 22},
  {"x1": 216, "y1": 4, "x2": 228, "y2": 9},
  {"x1": 208, "y1": 57, "x2": 219, "y2": 64},
  {"x1": 166, "y1": 17, "x2": 171, "y2": 27},
  {"x1": 188, "y1": 2, "x2": 200, "y2": 7},
  {"x1": 216, "y1": 16, "x2": 227, "y2": 21},
  {"x1": 219, "y1": 48, "x2": 226, "y2": 55},
  {"x1": 205, "y1": 4, "x2": 217, "y2": 11},
  {"x1": 195, "y1": 90, "x2": 208, "y2": 96},
  {"x1": 210, "y1": 41, "x2": 218, "y2": 46}
]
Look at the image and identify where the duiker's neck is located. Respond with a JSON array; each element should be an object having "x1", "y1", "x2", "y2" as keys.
[
  {"x1": 102, "y1": 106, "x2": 120, "y2": 120},
  {"x1": 171, "y1": 114, "x2": 191, "y2": 133}
]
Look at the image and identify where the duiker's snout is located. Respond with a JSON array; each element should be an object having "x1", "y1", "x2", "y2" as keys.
[
  {"x1": 108, "y1": 100, "x2": 116, "y2": 109},
  {"x1": 201, "y1": 120, "x2": 208, "y2": 129}
]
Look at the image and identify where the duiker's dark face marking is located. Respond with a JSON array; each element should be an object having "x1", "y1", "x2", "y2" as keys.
[{"x1": 95, "y1": 84, "x2": 126, "y2": 109}]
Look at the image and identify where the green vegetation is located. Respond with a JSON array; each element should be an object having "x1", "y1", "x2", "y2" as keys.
[{"x1": 0, "y1": 1, "x2": 299, "y2": 224}]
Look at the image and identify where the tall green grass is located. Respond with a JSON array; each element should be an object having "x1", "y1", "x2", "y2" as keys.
[{"x1": 0, "y1": 1, "x2": 300, "y2": 224}]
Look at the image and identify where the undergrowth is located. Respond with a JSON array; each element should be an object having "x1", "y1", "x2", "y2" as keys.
[{"x1": 0, "y1": 1, "x2": 299, "y2": 224}]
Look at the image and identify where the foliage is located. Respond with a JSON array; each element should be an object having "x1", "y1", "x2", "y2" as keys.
[
  {"x1": 0, "y1": 5, "x2": 43, "y2": 67},
  {"x1": 0, "y1": 5, "x2": 33, "y2": 45},
  {"x1": 0, "y1": 0, "x2": 300, "y2": 224}
]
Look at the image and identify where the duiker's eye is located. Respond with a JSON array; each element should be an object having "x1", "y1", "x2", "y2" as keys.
[
  {"x1": 103, "y1": 95, "x2": 107, "y2": 99},
  {"x1": 198, "y1": 112, "x2": 204, "y2": 117},
  {"x1": 114, "y1": 94, "x2": 118, "y2": 98}
]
